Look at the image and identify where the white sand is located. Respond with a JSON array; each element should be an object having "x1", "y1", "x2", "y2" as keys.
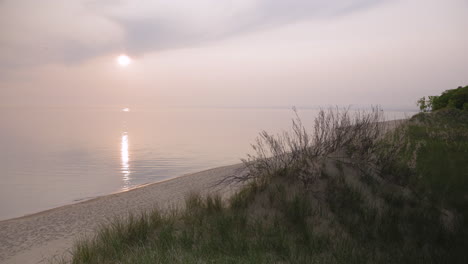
[{"x1": 0, "y1": 164, "x2": 245, "y2": 264}]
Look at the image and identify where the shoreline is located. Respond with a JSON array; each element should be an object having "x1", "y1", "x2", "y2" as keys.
[
  {"x1": 0, "y1": 163, "x2": 245, "y2": 264},
  {"x1": 0, "y1": 165, "x2": 232, "y2": 224}
]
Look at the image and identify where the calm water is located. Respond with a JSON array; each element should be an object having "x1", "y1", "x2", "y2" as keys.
[{"x1": 0, "y1": 107, "x2": 415, "y2": 220}]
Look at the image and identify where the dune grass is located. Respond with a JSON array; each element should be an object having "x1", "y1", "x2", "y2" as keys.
[
  {"x1": 404, "y1": 109, "x2": 468, "y2": 208},
  {"x1": 63, "y1": 174, "x2": 466, "y2": 263},
  {"x1": 59, "y1": 108, "x2": 468, "y2": 264}
]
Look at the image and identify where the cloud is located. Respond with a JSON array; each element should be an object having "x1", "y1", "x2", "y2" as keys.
[
  {"x1": 0, "y1": 0, "x2": 386, "y2": 68},
  {"x1": 0, "y1": 0, "x2": 122, "y2": 68},
  {"x1": 106, "y1": 0, "x2": 387, "y2": 55}
]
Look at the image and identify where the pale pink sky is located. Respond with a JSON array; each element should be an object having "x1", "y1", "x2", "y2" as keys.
[{"x1": 1, "y1": 0, "x2": 467, "y2": 109}]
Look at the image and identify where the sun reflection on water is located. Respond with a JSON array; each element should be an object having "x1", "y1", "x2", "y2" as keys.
[{"x1": 121, "y1": 131, "x2": 130, "y2": 190}]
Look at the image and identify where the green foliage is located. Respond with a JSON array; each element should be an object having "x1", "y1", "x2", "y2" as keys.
[
  {"x1": 424, "y1": 85, "x2": 468, "y2": 111},
  {"x1": 417, "y1": 96, "x2": 430, "y2": 112}
]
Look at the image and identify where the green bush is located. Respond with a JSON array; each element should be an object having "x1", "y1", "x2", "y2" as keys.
[{"x1": 422, "y1": 85, "x2": 468, "y2": 111}]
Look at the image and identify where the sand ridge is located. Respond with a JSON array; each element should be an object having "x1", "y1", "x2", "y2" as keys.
[{"x1": 0, "y1": 164, "x2": 244, "y2": 264}]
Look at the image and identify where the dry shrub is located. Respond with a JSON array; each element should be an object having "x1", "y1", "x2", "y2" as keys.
[{"x1": 223, "y1": 106, "x2": 399, "y2": 186}]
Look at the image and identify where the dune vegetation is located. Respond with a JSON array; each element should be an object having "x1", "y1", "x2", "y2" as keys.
[
  {"x1": 417, "y1": 85, "x2": 468, "y2": 112},
  {"x1": 57, "y1": 103, "x2": 468, "y2": 263}
]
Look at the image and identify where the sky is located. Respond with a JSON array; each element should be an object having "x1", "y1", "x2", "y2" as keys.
[{"x1": 1, "y1": 0, "x2": 467, "y2": 110}]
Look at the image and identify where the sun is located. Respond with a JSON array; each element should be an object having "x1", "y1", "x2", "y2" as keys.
[{"x1": 116, "y1": 54, "x2": 131, "y2": 67}]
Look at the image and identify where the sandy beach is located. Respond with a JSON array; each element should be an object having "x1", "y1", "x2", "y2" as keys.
[{"x1": 0, "y1": 164, "x2": 244, "y2": 264}]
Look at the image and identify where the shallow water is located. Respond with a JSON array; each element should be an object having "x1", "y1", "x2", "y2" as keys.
[{"x1": 0, "y1": 107, "x2": 415, "y2": 220}]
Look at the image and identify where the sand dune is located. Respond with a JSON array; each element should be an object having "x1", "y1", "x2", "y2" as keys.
[{"x1": 0, "y1": 164, "x2": 244, "y2": 264}]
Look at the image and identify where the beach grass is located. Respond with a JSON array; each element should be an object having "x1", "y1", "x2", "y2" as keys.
[{"x1": 63, "y1": 177, "x2": 466, "y2": 263}]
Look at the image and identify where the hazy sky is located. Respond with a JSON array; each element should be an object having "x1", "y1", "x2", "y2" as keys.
[{"x1": 1, "y1": 0, "x2": 467, "y2": 109}]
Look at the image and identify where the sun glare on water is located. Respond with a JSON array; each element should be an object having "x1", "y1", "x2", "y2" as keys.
[
  {"x1": 121, "y1": 131, "x2": 130, "y2": 190},
  {"x1": 117, "y1": 54, "x2": 131, "y2": 67}
]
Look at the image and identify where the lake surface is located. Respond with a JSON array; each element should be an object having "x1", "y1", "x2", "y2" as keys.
[{"x1": 0, "y1": 107, "x2": 415, "y2": 220}]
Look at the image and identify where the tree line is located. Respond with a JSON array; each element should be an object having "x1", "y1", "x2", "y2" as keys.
[{"x1": 417, "y1": 85, "x2": 468, "y2": 112}]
